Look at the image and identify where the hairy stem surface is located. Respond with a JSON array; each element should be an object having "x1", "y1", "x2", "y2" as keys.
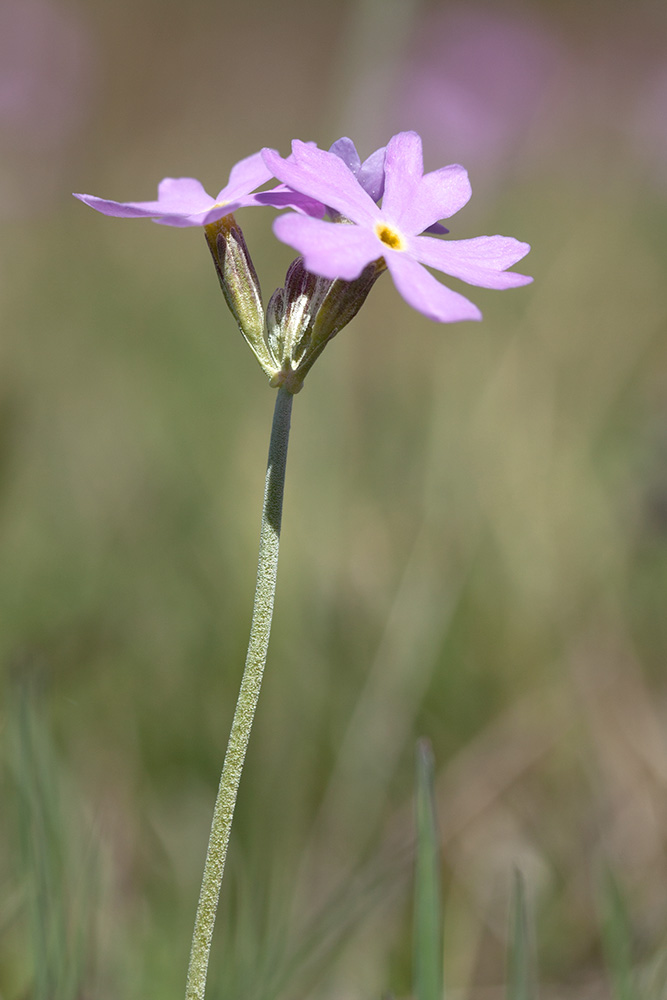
[{"x1": 185, "y1": 386, "x2": 294, "y2": 1000}]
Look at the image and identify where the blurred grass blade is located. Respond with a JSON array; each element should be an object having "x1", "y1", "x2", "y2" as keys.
[
  {"x1": 506, "y1": 869, "x2": 536, "y2": 1000},
  {"x1": 11, "y1": 670, "x2": 97, "y2": 1000},
  {"x1": 14, "y1": 676, "x2": 63, "y2": 1000},
  {"x1": 413, "y1": 739, "x2": 443, "y2": 1000},
  {"x1": 598, "y1": 866, "x2": 634, "y2": 1000}
]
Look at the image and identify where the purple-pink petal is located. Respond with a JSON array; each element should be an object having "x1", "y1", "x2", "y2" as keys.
[
  {"x1": 386, "y1": 253, "x2": 482, "y2": 322},
  {"x1": 272, "y1": 213, "x2": 380, "y2": 281},
  {"x1": 329, "y1": 137, "x2": 361, "y2": 174},
  {"x1": 357, "y1": 145, "x2": 386, "y2": 202},
  {"x1": 254, "y1": 188, "x2": 326, "y2": 217},
  {"x1": 153, "y1": 200, "x2": 250, "y2": 227},
  {"x1": 424, "y1": 222, "x2": 450, "y2": 235},
  {"x1": 262, "y1": 142, "x2": 379, "y2": 227},
  {"x1": 153, "y1": 206, "x2": 235, "y2": 227},
  {"x1": 329, "y1": 137, "x2": 386, "y2": 202},
  {"x1": 221, "y1": 150, "x2": 274, "y2": 202},
  {"x1": 74, "y1": 177, "x2": 221, "y2": 223},
  {"x1": 379, "y1": 132, "x2": 472, "y2": 233},
  {"x1": 72, "y1": 192, "x2": 160, "y2": 218},
  {"x1": 154, "y1": 177, "x2": 215, "y2": 213},
  {"x1": 380, "y1": 131, "x2": 425, "y2": 228},
  {"x1": 404, "y1": 164, "x2": 472, "y2": 234},
  {"x1": 412, "y1": 234, "x2": 533, "y2": 288}
]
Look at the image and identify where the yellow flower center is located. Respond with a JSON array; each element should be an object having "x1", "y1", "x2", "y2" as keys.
[{"x1": 375, "y1": 223, "x2": 405, "y2": 251}]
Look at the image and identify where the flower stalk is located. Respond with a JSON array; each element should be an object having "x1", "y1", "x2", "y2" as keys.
[
  {"x1": 73, "y1": 130, "x2": 533, "y2": 1000},
  {"x1": 185, "y1": 385, "x2": 294, "y2": 1000}
]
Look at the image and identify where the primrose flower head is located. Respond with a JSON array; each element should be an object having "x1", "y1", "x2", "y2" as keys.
[
  {"x1": 73, "y1": 150, "x2": 321, "y2": 227},
  {"x1": 74, "y1": 132, "x2": 533, "y2": 392},
  {"x1": 262, "y1": 130, "x2": 532, "y2": 323}
]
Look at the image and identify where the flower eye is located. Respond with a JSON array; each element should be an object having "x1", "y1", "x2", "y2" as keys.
[{"x1": 375, "y1": 223, "x2": 404, "y2": 250}]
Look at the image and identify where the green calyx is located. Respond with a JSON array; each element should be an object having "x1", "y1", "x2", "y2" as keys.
[
  {"x1": 205, "y1": 215, "x2": 276, "y2": 377},
  {"x1": 205, "y1": 216, "x2": 385, "y2": 393}
]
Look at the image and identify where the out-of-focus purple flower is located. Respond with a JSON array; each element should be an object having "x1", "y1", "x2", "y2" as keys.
[
  {"x1": 1, "y1": 0, "x2": 94, "y2": 216},
  {"x1": 0, "y1": 0, "x2": 93, "y2": 145},
  {"x1": 631, "y1": 64, "x2": 667, "y2": 189},
  {"x1": 262, "y1": 132, "x2": 532, "y2": 323},
  {"x1": 74, "y1": 152, "x2": 322, "y2": 227},
  {"x1": 393, "y1": 6, "x2": 564, "y2": 171}
]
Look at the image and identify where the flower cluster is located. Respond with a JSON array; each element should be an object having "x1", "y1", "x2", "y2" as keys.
[{"x1": 74, "y1": 131, "x2": 531, "y2": 390}]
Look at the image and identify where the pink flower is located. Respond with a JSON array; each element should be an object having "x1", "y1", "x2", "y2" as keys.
[
  {"x1": 73, "y1": 151, "x2": 320, "y2": 227},
  {"x1": 262, "y1": 131, "x2": 532, "y2": 323}
]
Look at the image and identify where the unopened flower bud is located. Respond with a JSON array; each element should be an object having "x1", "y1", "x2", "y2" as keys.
[
  {"x1": 205, "y1": 215, "x2": 276, "y2": 378},
  {"x1": 309, "y1": 258, "x2": 386, "y2": 349},
  {"x1": 269, "y1": 256, "x2": 385, "y2": 393},
  {"x1": 270, "y1": 258, "x2": 331, "y2": 371}
]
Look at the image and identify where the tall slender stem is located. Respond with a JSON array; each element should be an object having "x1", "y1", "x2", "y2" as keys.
[{"x1": 185, "y1": 386, "x2": 294, "y2": 1000}]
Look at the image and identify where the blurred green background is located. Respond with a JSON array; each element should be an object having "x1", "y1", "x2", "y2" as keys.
[{"x1": 2, "y1": 0, "x2": 667, "y2": 996}]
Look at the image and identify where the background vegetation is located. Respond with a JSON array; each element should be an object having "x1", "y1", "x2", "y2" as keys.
[{"x1": 1, "y1": 0, "x2": 666, "y2": 996}]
